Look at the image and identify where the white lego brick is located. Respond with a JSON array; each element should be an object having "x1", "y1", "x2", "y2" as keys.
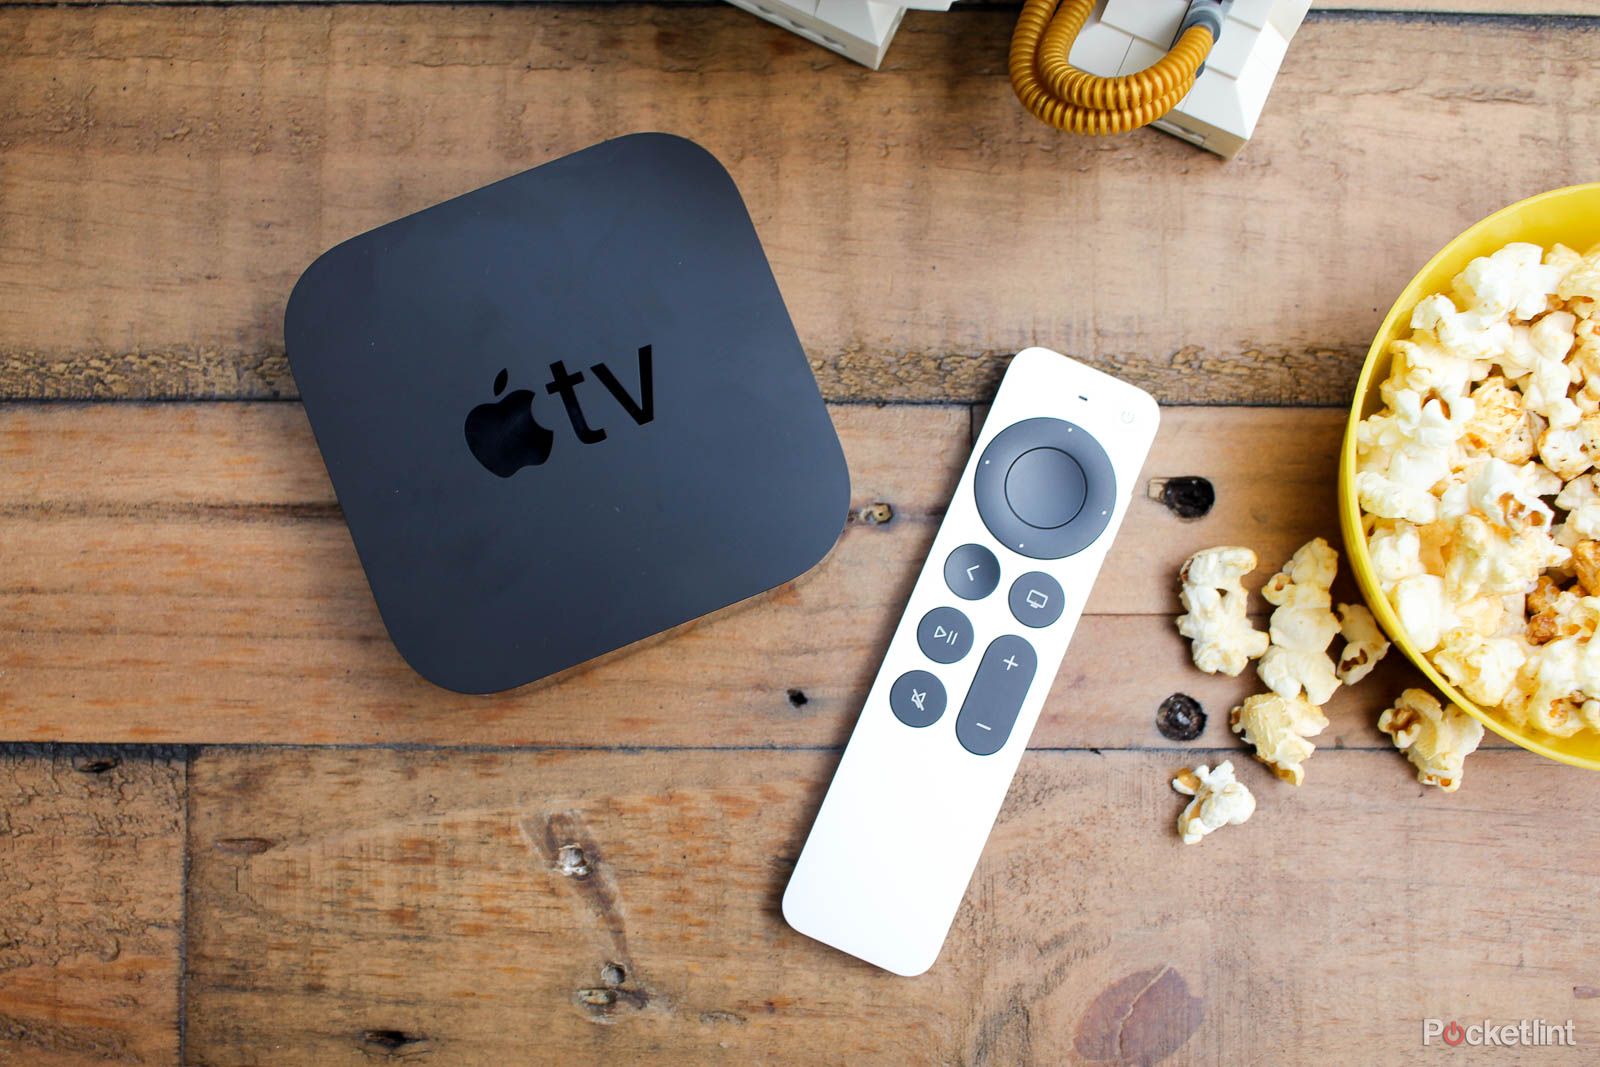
[
  {"x1": 730, "y1": 0, "x2": 1305, "y2": 152},
  {"x1": 1122, "y1": 0, "x2": 1306, "y2": 158},
  {"x1": 1101, "y1": 0, "x2": 1184, "y2": 48},
  {"x1": 1231, "y1": 16, "x2": 1291, "y2": 128},
  {"x1": 724, "y1": 0, "x2": 901, "y2": 69},
  {"x1": 1266, "y1": 0, "x2": 1311, "y2": 39},
  {"x1": 1065, "y1": 19, "x2": 1135, "y2": 78},
  {"x1": 1205, "y1": 14, "x2": 1256, "y2": 79},
  {"x1": 1177, "y1": 71, "x2": 1248, "y2": 143},
  {"x1": 815, "y1": 0, "x2": 903, "y2": 47},
  {"x1": 1229, "y1": 0, "x2": 1275, "y2": 30},
  {"x1": 1120, "y1": 36, "x2": 1170, "y2": 76}
]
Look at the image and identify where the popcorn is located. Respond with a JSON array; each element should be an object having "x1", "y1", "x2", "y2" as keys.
[
  {"x1": 1335, "y1": 602, "x2": 1389, "y2": 685},
  {"x1": 1545, "y1": 243, "x2": 1585, "y2": 284},
  {"x1": 1556, "y1": 244, "x2": 1600, "y2": 306},
  {"x1": 1386, "y1": 335, "x2": 1488, "y2": 404},
  {"x1": 1359, "y1": 240, "x2": 1600, "y2": 740},
  {"x1": 1230, "y1": 692, "x2": 1329, "y2": 786},
  {"x1": 1366, "y1": 519, "x2": 1426, "y2": 590},
  {"x1": 1453, "y1": 242, "x2": 1566, "y2": 322},
  {"x1": 1573, "y1": 540, "x2": 1600, "y2": 596},
  {"x1": 1411, "y1": 294, "x2": 1512, "y2": 363},
  {"x1": 1439, "y1": 458, "x2": 1554, "y2": 533},
  {"x1": 1378, "y1": 689, "x2": 1484, "y2": 792},
  {"x1": 1356, "y1": 389, "x2": 1474, "y2": 524},
  {"x1": 1431, "y1": 628, "x2": 1525, "y2": 706},
  {"x1": 1511, "y1": 312, "x2": 1579, "y2": 428},
  {"x1": 1171, "y1": 761, "x2": 1256, "y2": 845},
  {"x1": 1462, "y1": 376, "x2": 1535, "y2": 464},
  {"x1": 1502, "y1": 636, "x2": 1598, "y2": 737},
  {"x1": 1258, "y1": 539, "x2": 1342, "y2": 706},
  {"x1": 1536, "y1": 413, "x2": 1600, "y2": 481},
  {"x1": 1440, "y1": 511, "x2": 1565, "y2": 606},
  {"x1": 1391, "y1": 573, "x2": 1455, "y2": 652},
  {"x1": 1525, "y1": 584, "x2": 1600, "y2": 646},
  {"x1": 1556, "y1": 474, "x2": 1600, "y2": 543},
  {"x1": 1571, "y1": 321, "x2": 1600, "y2": 412},
  {"x1": 1176, "y1": 546, "x2": 1270, "y2": 676}
]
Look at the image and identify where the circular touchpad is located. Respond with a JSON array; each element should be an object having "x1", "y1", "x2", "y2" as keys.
[
  {"x1": 1005, "y1": 448, "x2": 1086, "y2": 529},
  {"x1": 972, "y1": 417, "x2": 1116, "y2": 560}
]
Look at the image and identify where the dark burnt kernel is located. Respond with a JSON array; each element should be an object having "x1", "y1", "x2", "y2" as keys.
[
  {"x1": 1159, "y1": 477, "x2": 1215, "y2": 520},
  {"x1": 1156, "y1": 693, "x2": 1206, "y2": 741},
  {"x1": 787, "y1": 688, "x2": 809, "y2": 708}
]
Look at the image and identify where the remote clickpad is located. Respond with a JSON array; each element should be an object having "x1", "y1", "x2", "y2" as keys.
[{"x1": 783, "y1": 348, "x2": 1160, "y2": 976}]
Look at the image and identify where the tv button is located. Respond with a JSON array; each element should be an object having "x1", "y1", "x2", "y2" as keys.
[
  {"x1": 1008, "y1": 572, "x2": 1065, "y2": 628},
  {"x1": 943, "y1": 543, "x2": 1000, "y2": 600},
  {"x1": 916, "y1": 606, "x2": 973, "y2": 664}
]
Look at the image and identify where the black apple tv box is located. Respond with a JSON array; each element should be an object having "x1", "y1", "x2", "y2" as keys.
[{"x1": 284, "y1": 133, "x2": 849, "y2": 694}]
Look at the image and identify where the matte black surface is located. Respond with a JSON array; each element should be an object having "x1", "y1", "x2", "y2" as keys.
[
  {"x1": 890, "y1": 670, "x2": 947, "y2": 728},
  {"x1": 916, "y1": 606, "x2": 973, "y2": 665},
  {"x1": 284, "y1": 134, "x2": 850, "y2": 694},
  {"x1": 1008, "y1": 571, "x2": 1065, "y2": 628},
  {"x1": 943, "y1": 543, "x2": 1000, "y2": 601},
  {"x1": 973, "y1": 418, "x2": 1116, "y2": 560},
  {"x1": 955, "y1": 635, "x2": 1038, "y2": 756}
]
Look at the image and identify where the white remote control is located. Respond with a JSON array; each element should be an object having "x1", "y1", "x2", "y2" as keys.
[{"x1": 783, "y1": 348, "x2": 1159, "y2": 975}]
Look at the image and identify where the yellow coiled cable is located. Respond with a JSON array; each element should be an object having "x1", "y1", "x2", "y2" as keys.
[{"x1": 1010, "y1": 0, "x2": 1217, "y2": 135}]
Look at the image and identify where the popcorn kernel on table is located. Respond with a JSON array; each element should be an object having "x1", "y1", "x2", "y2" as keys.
[
  {"x1": 1258, "y1": 538, "x2": 1342, "y2": 707},
  {"x1": 1335, "y1": 602, "x2": 1390, "y2": 685},
  {"x1": 1176, "y1": 546, "x2": 1268, "y2": 677},
  {"x1": 1229, "y1": 692, "x2": 1328, "y2": 787},
  {"x1": 1378, "y1": 688, "x2": 1484, "y2": 792},
  {"x1": 1172, "y1": 761, "x2": 1256, "y2": 845}
]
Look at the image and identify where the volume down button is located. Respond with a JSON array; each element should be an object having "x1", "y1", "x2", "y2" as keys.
[{"x1": 954, "y1": 635, "x2": 1038, "y2": 756}]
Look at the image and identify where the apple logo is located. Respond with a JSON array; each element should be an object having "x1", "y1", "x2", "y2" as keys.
[{"x1": 463, "y1": 368, "x2": 555, "y2": 477}]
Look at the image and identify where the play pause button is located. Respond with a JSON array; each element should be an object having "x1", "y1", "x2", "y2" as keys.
[{"x1": 916, "y1": 606, "x2": 973, "y2": 664}]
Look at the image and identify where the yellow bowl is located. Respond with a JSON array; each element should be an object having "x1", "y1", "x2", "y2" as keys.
[{"x1": 1340, "y1": 182, "x2": 1600, "y2": 771}]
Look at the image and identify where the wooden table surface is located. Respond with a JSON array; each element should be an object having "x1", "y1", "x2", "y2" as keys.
[{"x1": 4, "y1": 2, "x2": 1600, "y2": 1063}]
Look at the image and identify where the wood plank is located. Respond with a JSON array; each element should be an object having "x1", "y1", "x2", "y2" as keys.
[
  {"x1": 2, "y1": 8, "x2": 1598, "y2": 404},
  {"x1": 3, "y1": 403, "x2": 1462, "y2": 748},
  {"x1": 184, "y1": 744, "x2": 1600, "y2": 1064},
  {"x1": 0, "y1": 745, "x2": 185, "y2": 1066}
]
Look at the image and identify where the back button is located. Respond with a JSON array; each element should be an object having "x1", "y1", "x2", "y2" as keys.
[{"x1": 944, "y1": 544, "x2": 1001, "y2": 600}]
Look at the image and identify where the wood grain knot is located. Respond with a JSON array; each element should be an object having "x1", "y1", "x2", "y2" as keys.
[
  {"x1": 358, "y1": 1029, "x2": 432, "y2": 1058},
  {"x1": 556, "y1": 843, "x2": 590, "y2": 878},
  {"x1": 71, "y1": 754, "x2": 121, "y2": 775},
  {"x1": 573, "y1": 984, "x2": 650, "y2": 1021},
  {"x1": 850, "y1": 502, "x2": 894, "y2": 526},
  {"x1": 1074, "y1": 965, "x2": 1204, "y2": 1066},
  {"x1": 214, "y1": 837, "x2": 277, "y2": 855}
]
